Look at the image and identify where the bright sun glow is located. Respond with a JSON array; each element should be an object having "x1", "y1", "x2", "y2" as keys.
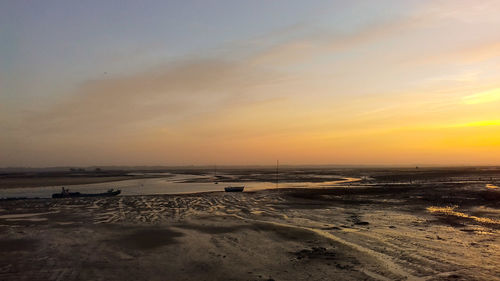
[{"x1": 452, "y1": 120, "x2": 500, "y2": 128}]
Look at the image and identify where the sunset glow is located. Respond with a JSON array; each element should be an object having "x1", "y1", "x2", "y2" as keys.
[
  {"x1": 1, "y1": 0, "x2": 500, "y2": 166},
  {"x1": 462, "y1": 88, "x2": 500, "y2": 105}
]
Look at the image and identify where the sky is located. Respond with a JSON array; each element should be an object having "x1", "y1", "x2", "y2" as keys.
[{"x1": 1, "y1": 0, "x2": 500, "y2": 167}]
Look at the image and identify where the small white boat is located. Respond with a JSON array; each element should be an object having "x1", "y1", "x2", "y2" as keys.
[{"x1": 224, "y1": 186, "x2": 244, "y2": 192}]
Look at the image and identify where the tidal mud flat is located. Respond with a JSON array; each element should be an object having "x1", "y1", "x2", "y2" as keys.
[{"x1": 0, "y1": 168, "x2": 499, "y2": 280}]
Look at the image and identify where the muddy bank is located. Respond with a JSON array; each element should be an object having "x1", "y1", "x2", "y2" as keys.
[{"x1": 0, "y1": 181, "x2": 499, "y2": 280}]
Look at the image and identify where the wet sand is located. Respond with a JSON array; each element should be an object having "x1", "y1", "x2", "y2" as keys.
[
  {"x1": 0, "y1": 168, "x2": 345, "y2": 190},
  {"x1": 0, "y1": 176, "x2": 145, "y2": 189},
  {"x1": 1, "y1": 176, "x2": 500, "y2": 281}
]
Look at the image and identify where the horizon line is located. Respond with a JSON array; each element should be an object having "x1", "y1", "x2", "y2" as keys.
[{"x1": 2, "y1": 164, "x2": 500, "y2": 170}]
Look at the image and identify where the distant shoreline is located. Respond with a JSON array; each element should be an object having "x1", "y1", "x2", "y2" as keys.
[{"x1": 0, "y1": 175, "x2": 164, "y2": 189}]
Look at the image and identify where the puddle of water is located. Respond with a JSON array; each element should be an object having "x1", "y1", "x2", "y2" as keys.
[
  {"x1": 427, "y1": 206, "x2": 500, "y2": 225},
  {"x1": 6, "y1": 217, "x2": 48, "y2": 222},
  {"x1": 0, "y1": 212, "x2": 57, "y2": 219},
  {"x1": 0, "y1": 211, "x2": 58, "y2": 219}
]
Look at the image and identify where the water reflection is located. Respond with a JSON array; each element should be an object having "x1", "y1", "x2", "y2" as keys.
[
  {"x1": 427, "y1": 206, "x2": 500, "y2": 226},
  {"x1": 0, "y1": 174, "x2": 360, "y2": 199}
]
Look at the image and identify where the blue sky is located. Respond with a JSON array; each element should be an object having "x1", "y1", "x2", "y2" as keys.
[{"x1": 1, "y1": 0, "x2": 416, "y2": 96}]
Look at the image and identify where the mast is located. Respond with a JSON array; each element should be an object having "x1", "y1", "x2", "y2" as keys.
[
  {"x1": 276, "y1": 160, "x2": 279, "y2": 189},
  {"x1": 214, "y1": 164, "x2": 218, "y2": 184}
]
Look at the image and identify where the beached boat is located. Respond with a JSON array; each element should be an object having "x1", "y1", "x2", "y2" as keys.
[
  {"x1": 224, "y1": 186, "x2": 244, "y2": 192},
  {"x1": 52, "y1": 188, "x2": 121, "y2": 198}
]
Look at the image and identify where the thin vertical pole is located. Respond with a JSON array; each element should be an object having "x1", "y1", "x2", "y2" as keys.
[
  {"x1": 214, "y1": 164, "x2": 217, "y2": 183},
  {"x1": 276, "y1": 160, "x2": 279, "y2": 189}
]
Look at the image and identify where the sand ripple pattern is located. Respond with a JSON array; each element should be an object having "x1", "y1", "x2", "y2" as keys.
[{"x1": 1, "y1": 191, "x2": 499, "y2": 280}]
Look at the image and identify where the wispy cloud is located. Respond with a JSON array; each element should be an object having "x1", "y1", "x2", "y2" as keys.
[
  {"x1": 19, "y1": 59, "x2": 282, "y2": 136},
  {"x1": 249, "y1": 16, "x2": 424, "y2": 66},
  {"x1": 462, "y1": 88, "x2": 500, "y2": 105}
]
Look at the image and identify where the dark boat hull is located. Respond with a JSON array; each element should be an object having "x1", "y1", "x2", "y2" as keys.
[
  {"x1": 52, "y1": 190, "x2": 121, "y2": 198},
  {"x1": 224, "y1": 186, "x2": 244, "y2": 192}
]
